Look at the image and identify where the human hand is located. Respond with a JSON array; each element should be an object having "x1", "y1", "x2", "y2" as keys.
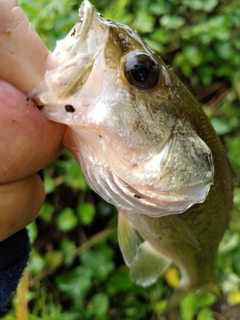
[{"x1": 0, "y1": 0, "x2": 66, "y2": 241}]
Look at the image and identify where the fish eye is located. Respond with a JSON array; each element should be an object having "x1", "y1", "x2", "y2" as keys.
[{"x1": 124, "y1": 53, "x2": 159, "y2": 89}]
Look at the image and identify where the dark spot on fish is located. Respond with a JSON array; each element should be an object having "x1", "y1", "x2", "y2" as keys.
[
  {"x1": 99, "y1": 135, "x2": 102, "y2": 138},
  {"x1": 37, "y1": 105, "x2": 44, "y2": 110},
  {"x1": 71, "y1": 28, "x2": 76, "y2": 37},
  {"x1": 134, "y1": 194, "x2": 141, "y2": 199},
  {"x1": 202, "y1": 152, "x2": 212, "y2": 170},
  {"x1": 26, "y1": 97, "x2": 30, "y2": 102},
  {"x1": 65, "y1": 105, "x2": 75, "y2": 113}
]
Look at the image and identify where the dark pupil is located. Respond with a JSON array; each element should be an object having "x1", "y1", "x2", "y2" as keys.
[{"x1": 131, "y1": 65, "x2": 149, "y2": 83}]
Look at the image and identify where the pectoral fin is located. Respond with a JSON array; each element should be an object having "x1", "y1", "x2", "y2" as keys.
[
  {"x1": 118, "y1": 210, "x2": 141, "y2": 266},
  {"x1": 118, "y1": 210, "x2": 171, "y2": 286},
  {"x1": 164, "y1": 215, "x2": 201, "y2": 250},
  {"x1": 130, "y1": 241, "x2": 171, "y2": 287}
]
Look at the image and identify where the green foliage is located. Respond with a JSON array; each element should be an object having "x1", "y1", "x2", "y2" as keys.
[
  {"x1": 5, "y1": 0, "x2": 240, "y2": 319},
  {"x1": 77, "y1": 203, "x2": 96, "y2": 225},
  {"x1": 56, "y1": 207, "x2": 79, "y2": 232}
]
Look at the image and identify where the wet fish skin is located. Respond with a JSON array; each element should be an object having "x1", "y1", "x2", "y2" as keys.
[
  {"x1": 29, "y1": 0, "x2": 232, "y2": 314},
  {"x1": 117, "y1": 62, "x2": 232, "y2": 312}
]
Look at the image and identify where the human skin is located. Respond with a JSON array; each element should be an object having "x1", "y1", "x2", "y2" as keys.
[{"x1": 0, "y1": 0, "x2": 66, "y2": 241}]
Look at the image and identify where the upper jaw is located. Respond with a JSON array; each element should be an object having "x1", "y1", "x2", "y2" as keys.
[{"x1": 28, "y1": 0, "x2": 108, "y2": 112}]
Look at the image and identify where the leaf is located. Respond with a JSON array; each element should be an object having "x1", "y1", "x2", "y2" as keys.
[
  {"x1": 109, "y1": 268, "x2": 133, "y2": 291},
  {"x1": 210, "y1": 117, "x2": 232, "y2": 135},
  {"x1": 160, "y1": 15, "x2": 185, "y2": 29},
  {"x1": 133, "y1": 11, "x2": 155, "y2": 33},
  {"x1": 80, "y1": 249, "x2": 115, "y2": 281},
  {"x1": 60, "y1": 151, "x2": 89, "y2": 191},
  {"x1": 55, "y1": 266, "x2": 92, "y2": 298},
  {"x1": 45, "y1": 251, "x2": 63, "y2": 268},
  {"x1": 228, "y1": 289, "x2": 240, "y2": 306},
  {"x1": 56, "y1": 207, "x2": 78, "y2": 232},
  {"x1": 179, "y1": 293, "x2": 197, "y2": 320},
  {"x1": 183, "y1": 0, "x2": 218, "y2": 12},
  {"x1": 226, "y1": 135, "x2": 240, "y2": 174},
  {"x1": 87, "y1": 293, "x2": 109, "y2": 318},
  {"x1": 77, "y1": 203, "x2": 96, "y2": 225},
  {"x1": 39, "y1": 203, "x2": 55, "y2": 222},
  {"x1": 29, "y1": 249, "x2": 47, "y2": 275},
  {"x1": 27, "y1": 221, "x2": 38, "y2": 244},
  {"x1": 233, "y1": 188, "x2": 240, "y2": 211},
  {"x1": 196, "y1": 308, "x2": 214, "y2": 320},
  {"x1": 44, "y1": 173, "x2": 58, "y2": 194}
]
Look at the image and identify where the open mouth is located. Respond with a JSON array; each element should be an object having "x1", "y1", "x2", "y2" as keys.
[
  {"x1": 28, "y1": 0, "x2": 106, "y2": 106},
  {"x1": 53, "y1": 0, "x2": 95, "y2": 63},
  {"x1": 44, "y1": 0, "x2": 96, "y2": 99}
]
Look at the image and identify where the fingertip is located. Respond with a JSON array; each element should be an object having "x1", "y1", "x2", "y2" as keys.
[
  {"x1": 0, "y1": 80, "x2": 65, "y2": 182},
  {"x1": 0, "y1": 173, "x2": 46, "y2": 241}
]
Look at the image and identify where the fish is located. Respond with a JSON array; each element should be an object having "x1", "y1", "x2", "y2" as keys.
[{"x1": 29, "y1": 0, "x2": 232, "y2": 314}]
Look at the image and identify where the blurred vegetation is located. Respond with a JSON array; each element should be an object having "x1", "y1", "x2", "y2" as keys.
[{"x1": 4, "y1": 0, "x2": 240, "y2": 319}]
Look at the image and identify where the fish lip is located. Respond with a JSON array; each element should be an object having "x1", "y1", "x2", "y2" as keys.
[
  {"x1": 45, "y1": 0, "x2": 96, "y2": 65},
  {"x1": 28, "y1": 0, "x2": 105, "y2": 106},
  {"x1": 73, "y1": 0, "x2": 95, "y2": 50}
]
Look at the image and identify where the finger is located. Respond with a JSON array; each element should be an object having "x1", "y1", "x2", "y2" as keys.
[
  {"x1": 0, "y1": 0, "x2": 59, "y2": 93},
  {"x1": 0, "y1": 173, "x2": 45, "y2": 241},
  {"x1": 0, "y1": 80, "x2": 65, "y2": 183}
]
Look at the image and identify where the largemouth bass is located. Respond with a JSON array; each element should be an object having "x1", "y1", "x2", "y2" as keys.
[{"x1": 29, "y1": 0, "x2": 232, "y2": 313}]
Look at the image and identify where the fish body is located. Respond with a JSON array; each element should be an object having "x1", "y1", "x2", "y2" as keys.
[{"x1": 30, "y1": 0, "x2": 232, "y2": 313}]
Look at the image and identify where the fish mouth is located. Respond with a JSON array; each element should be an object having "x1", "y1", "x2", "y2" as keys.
[
  {"x1": 28, "y1": 0, "x2": 107, "y2": 105},
  {"x1": 53, "y1": 0, "x2": 95, "y2": 63},
  {"x1": 48, "y1": 0, "x2": 107, "y2": 100}
]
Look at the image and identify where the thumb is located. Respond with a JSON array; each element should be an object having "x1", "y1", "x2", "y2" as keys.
[{"x1": 0, "y1": 0, "x2": 59, "y2": 93}]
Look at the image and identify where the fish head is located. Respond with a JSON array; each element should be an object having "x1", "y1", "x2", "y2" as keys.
[{"x1": 29, "y1": 0, "x2": 214, "y2": 217}]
